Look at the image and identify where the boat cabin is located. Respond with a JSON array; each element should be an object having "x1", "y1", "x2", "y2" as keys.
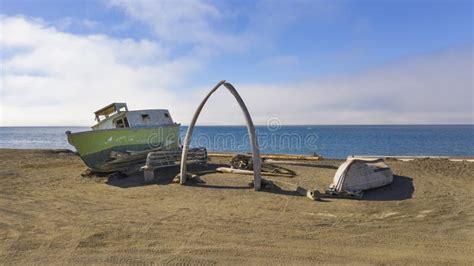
[{"x1": 92, "y1": 103, "x2": 175, "y2": 130}]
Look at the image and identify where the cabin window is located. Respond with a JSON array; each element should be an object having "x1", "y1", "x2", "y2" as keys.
[
  {"x1": 115, "y1": 117, "x2": 130, "y2": 128},
  {"x1": 141, "y1": 114, "x2": 150, "y2": 120},
  {"x1": 164, "y1": 113, "x2": 169, "y2": 118},
  {"x1": 115, "y1": 119, "x2": 124, "y2": 128}
]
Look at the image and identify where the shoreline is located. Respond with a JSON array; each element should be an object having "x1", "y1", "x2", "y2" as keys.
[{"x1": 1, "y1": 148, "x2": 474, "y2": 162}]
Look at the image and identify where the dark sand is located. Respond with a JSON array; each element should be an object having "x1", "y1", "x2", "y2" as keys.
[{"x1": 0, "y1": 149, "x2": 473, "y2": 264}]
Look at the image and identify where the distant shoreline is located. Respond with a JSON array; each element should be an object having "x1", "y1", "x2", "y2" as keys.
[{"x1": 1, "y1": 148, "x2": 473, "y2": 163}]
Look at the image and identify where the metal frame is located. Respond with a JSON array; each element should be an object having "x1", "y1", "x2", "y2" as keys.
[
  {"x1": 179, "y1": 80, "x2": 262, "y2": 190},
  {"x1": 141, "y1": 148, "x2": 208, "y2": 182}
]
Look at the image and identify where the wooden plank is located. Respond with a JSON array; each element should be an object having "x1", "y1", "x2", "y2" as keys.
[
  {"x1": 264, "y1": 159, "x2": 322, "y2": 166},
  {"x1": 208, "y1": 152, "x2": 321, "y2": 161},
  {"x1": 349, "y1": 155, "x2": 474, "y2": 162},
  {"x1": 216, "y1": 167, "x2": 294, "y2": 177}
]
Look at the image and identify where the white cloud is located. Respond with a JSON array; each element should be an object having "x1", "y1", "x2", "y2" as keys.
[
  {"x1": 108, "y1": 0, "x2": 341, "y2": 54},
  {"x1": 109, "y1": 0, "x2": 229, "y2": 47},
  {"x1": 0, "y1": 16, "x2": 472, "y2": 126},
  {"x1": 0, "y1": 16, "x2": 199, "y2": 126},
  {"x1": 193, "y1": 47, "x2": 474, "y2": 125},
  {"x1": 54, "y1": 17, "x2": 100, "y2": 31}
]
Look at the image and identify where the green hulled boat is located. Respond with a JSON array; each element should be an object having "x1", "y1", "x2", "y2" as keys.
[{"x1": 66, "y1": 103, "x2": 180, "y2": 172}]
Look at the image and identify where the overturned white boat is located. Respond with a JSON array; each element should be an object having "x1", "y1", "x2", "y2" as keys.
[{"x1": 327, "y1": 158, "x2": 393, "y2": 197}]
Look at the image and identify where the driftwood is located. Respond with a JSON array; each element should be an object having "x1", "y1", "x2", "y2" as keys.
[
  {"x1": 216, "y1": 167, "x2": 294, "y2": 178},
  {"x1": 209, "y1": 152, "x2": 321, "y2": 161},
  {"x1": 229, "y1": 154, "x2": 296, "y2": 177},
  {"x1": 264, "y1": 159, "x2": 323, "y2": 166},
  {"x1": 215, "y1": 165, "x2": 318, "y2": 201},
  {"x1": 349, "y1": 155, "x2": 474, "y2": 162},
  {"x1": 262, "y1": 154, "x2": 321, "y2": 161}
]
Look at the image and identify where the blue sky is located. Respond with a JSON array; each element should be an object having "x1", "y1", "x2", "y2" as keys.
[{"x1": 0, "y1": 0, "x2": 473, "y2": 125}]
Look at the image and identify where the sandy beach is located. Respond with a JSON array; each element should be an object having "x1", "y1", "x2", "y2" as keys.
[{"x1": 0, "y1": 149, "x2": 473, "y2": 264}]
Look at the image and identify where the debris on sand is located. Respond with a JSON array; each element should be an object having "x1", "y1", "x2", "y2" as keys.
[{"x1": 229, "y1": 154, "x2": 296, "y2": 177}]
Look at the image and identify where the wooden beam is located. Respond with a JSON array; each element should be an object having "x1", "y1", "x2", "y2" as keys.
[
  {"x1": 208, "y1": 152, "x2": 321, "y2": 161},
  {"x1": 216, "y1": 167, "x2": 294, "y2": 177}
]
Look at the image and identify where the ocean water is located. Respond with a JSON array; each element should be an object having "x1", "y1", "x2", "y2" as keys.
[{"x1": 0, "y1": 125, "x2": 473, "y2": 159}]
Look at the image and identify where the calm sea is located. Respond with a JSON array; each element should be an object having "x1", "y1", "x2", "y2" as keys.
[{"x1": 0, "y1": 125, "x2": 473, "y2": 159}]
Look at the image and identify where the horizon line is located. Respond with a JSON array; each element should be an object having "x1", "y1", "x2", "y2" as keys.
[{"x1": 1, "y1": 124, "x2": 473, "y2": 128}]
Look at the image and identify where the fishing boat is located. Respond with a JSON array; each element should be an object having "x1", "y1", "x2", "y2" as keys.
[{"x1": 66, "y1": 103, "x2": 181, "y2": 172}]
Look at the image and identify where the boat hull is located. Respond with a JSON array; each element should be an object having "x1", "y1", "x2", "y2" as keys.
[{"x1": 66, "y1": 124, "x2": 181, "y2": 172}]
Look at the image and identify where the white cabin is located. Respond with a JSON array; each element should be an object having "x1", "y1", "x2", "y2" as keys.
[{"x1": 92, "y1": 103, "x2": 175, "y2": 130}]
